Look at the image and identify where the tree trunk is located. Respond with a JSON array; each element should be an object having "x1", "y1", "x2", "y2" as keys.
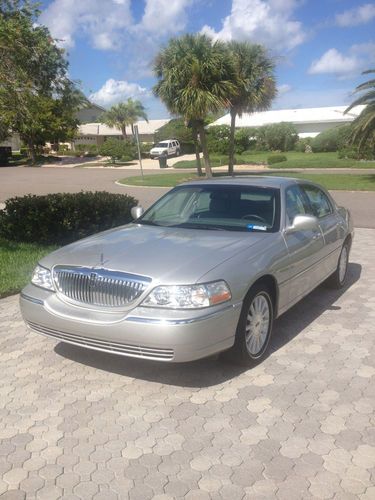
[
  {"x1": 228, "y1": 109, "x2": 236, "y2": 176},
  {"x1": 192, "y1": 126, "x2": 203, "y2": 176},
  {"x1": 198, "y1": 123, "x2": 212, "y2": 178},
  {"x1": 131, "y1": 123, "x2": 135, "y2": 138},
  {"x1": 27, "y1": 139, "x2": 37, "y2": 165},
  {"x1": 121, "y1": 125, "x2": 127, "y2": 140}
]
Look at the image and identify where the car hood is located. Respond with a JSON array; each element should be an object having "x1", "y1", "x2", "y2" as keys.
[{"x1": 40, "y1": 224, "x2": 268, "y2": 284}]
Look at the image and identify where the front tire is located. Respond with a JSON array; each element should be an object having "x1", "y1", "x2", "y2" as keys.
[
  {"x1": 223, "y1": 284, "x2": 274, "y2": 366},
  {"x1": 327, "y1": 241, "x2": 350, "y2": 289}
]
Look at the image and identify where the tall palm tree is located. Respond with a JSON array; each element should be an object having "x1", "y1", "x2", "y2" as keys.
[
  {"x1": 345, "y1": 69, "x2": 375, "y2": 150},
  {"x1": 153, "y1": 33, "x2": 236, "y2": 178},
  {"x1": 226, "y1": 42, "x2": 276, "y2": 175},
  {"x1": 126, "y1": 98, "x2": 148, "y2": 137},
  {"x1": 101, "y1": 99, "x2": 148, "y2": 140},
  {"x1": 101, "y1": 102, "x2": 131, "y2": 139}
]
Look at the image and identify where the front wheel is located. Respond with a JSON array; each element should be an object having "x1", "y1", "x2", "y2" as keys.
[
  {"x1": 326, "y1": 241, "x2": 350, "y2": 289},
  {"x1": 223, "y1": 285, "x2": 274, "y2": 366}
]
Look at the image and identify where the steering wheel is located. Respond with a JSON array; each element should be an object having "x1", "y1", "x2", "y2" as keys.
[{"x1": 241, "y1": 214, "x2": 267, "y2": 223}]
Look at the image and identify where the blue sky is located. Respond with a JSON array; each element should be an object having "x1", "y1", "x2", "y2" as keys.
[{"x1": 38, "y1": 0, "x2": 375, "y2": 118}]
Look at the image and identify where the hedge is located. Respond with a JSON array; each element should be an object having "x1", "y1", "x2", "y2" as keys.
[
  {"x1": 0, "y1": 191, "x2": 138, "y2": 245},
  {"x1": 267, "y1": 154, "x2": 287, "y2": 165}
]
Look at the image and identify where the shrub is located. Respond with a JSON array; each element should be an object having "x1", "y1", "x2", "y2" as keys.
[
  {"x1": 267, "y1": 154, "x2": 287, "y2": 165},
  {"x1": 207, "y1": 125, "x2": 230, "y2": 154},
  {"x1": 74, "y1": 144, "x2": 99, "y2": 157},
  {"x1": 0, "y1": 191, "x2": 138, "y2": 245},
  {"x1": 312, "y1": 125, "x2": 351, "y2": 153},
  {"x1": 99, "y1": 138, "x2": 137, "y2": 162},
  {"x1": 258, "y1": 123, "x2": 298, "y2": 151},
  {"x1": 338, "y1": 146, "x2": 375, "y2": 160},
  {"x1": 294, "y1": 137, "x2": 313, "y2": 152},
  {"x1": 234, "y1": 127, "x2": 256, "y2": 153},
  {"x1": 154, "y1": 118, "x2": 195, "y2": 153}
]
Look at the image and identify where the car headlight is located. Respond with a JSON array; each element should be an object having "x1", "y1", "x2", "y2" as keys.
[
  {"x1": 31, "y1": 265, "x2": 54, "y2": 291},
  {"x1": 142, "y1": 280, "x2": 231, "y2": 309}
]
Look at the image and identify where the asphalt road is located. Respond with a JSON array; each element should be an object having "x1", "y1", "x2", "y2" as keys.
[{"x1": 1, "y1": 166, "x2": 375, "y2": 228}]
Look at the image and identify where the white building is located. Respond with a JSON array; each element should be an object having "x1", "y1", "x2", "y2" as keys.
[
  {"x1": 74, "y1": 119, "x2": 170, "y2": 148},
  {"x1": 210, "y1": 105, "x2": 365, "y2": 138}
]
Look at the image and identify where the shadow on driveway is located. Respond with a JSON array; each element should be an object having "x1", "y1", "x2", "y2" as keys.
[{"x1": 55, "y1": 262, "x2": 361, "y2": 388}]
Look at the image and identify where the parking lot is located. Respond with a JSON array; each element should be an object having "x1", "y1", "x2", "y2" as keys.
[{"x1": 0, "y1": 228, "x2": 374, "y2": 499}]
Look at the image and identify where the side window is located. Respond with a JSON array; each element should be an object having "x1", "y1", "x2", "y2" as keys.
[
  {"x1": 303, "y1": 185, "x2": 332, "y2": 218},
  {"x1": 285, "y1": 185, "x2": 310, "y2": 224}
]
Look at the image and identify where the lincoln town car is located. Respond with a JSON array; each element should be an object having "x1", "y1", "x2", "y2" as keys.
[{"x1": 20, "y1": 177, "x2": 353, "y2": 365}]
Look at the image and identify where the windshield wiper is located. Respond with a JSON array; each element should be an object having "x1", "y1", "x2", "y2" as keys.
[{"x1": 177, "y1": 222, "x2": 226, "y2": 231}]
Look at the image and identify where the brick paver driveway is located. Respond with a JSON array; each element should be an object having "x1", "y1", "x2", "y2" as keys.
[{"x1": 1, "y1": 229, "x2": 374, "y2": 499}]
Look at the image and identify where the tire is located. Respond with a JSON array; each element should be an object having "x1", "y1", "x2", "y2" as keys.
[
  {"x1": 223, "y1": 284, "x2": 274, "y2": 366},
  {"x1": 326, "y1": 241, "x2": 350, "y2": 289}
]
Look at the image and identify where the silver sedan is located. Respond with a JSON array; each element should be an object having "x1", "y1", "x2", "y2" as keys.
[{"x1": 20, "y1": 177, "x2": 353, "y2": 365}]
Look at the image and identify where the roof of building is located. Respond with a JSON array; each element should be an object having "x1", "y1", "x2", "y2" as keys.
[
  {"x1": 210, "y1": 105, "x2": 365, "y2": 128},
  {"x1": 78, "y1": 119, "x2": 170, "y2": 136}
]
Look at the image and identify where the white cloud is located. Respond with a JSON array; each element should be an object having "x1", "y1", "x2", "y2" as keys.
[
  {"x1": 89, "y1": 79, "x2": 149, "y2": 107},
  {"x1": 277, "y1": 84, "x2": 292, "y2": 96},
  {"x1": 140, "y1": 0, "x2": 194, "y2": 34},
  {"x1": 40, "y1": 0, "x2": 133, "y2": 50},
  {"x1": 335, "y1": 3, "x2": 375, "y2": 27},
  {"x1": 201, "y1": 0, "x2": 306, "y2": 52},
  {"x1": 308, "y1": 44, "x2": 375, "y2": 78}
]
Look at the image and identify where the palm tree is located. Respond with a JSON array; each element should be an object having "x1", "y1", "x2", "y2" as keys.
[
  {"x1": 153, "y1": 34, "x2": 236, "y2": 178},
  {"x1": 101, "y1": 102, "x2": 131, "y2": 139},
  {"x1": 101, "y1": 99, "x2": 148, "y2": 140},
  {"x1": 126, "y1": 98, "x2": 148, "y2": 137},
  {"x1": 345, "y1": 69, "x2": 375, "y2": 151},
  {"x1": 226, "y1": 42, "x2": 276, "y2": 175}
]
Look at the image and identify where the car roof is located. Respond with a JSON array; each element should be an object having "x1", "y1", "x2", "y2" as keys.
[{"x1": 182, "y1": 176, "x2": 307, "y2": 189}]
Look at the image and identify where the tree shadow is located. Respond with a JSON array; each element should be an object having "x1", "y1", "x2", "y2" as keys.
[{"x1": 55, "y1": 262, "x2": 361, "y2": 388}]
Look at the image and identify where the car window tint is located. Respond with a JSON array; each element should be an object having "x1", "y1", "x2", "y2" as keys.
[
  {"x1": 303, "y1": 185, "x2": 332, "y2": 218},
  {"x1": 285, "y1": 185, "x2": 310, "y2": 224}
]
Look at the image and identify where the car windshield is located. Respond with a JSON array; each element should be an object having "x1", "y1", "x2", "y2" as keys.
[
  {"x1": 155, "y1": 142, "x2": 168, "y2": 148},
  {"x1": 138, "y1": 185, "x2": 280, "y2": 232}
]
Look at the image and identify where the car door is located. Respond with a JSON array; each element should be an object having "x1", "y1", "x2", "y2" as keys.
[
  {"x1": 301, "y1": 184, "x2": 342, "y2": 278},
  {"x1": 282, "y1": 184, "x2": 325, "y2": 306}
]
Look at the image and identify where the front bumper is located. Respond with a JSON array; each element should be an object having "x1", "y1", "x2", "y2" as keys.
[{"x1": 20, "y1": 284, "x2": 241, "y2": 362}]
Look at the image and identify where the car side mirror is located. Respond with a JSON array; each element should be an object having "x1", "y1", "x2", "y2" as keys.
[
  {"x1": 286, "y1": 214, "x2": 319, "y2": 233},
  {"x1": 131, "y1": 206, "x2": 144, "y2": 220}
]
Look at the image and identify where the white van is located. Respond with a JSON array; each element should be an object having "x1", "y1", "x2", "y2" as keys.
[{"x1": 150, "y1": 139, "x2": 181, "y2": 159}]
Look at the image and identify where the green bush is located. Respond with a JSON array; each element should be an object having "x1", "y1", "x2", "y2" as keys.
[
  {"x1": 207, "y1": 125, "x2": 230, "y2": 154},
  {"x1": 312, "y1": 125, "x2": 351, "y2": 153},
  {"x1": 99, "y1": 138, "x2": 137, "y2": 162},
  {"x1": 154, "y1": 118, "x2": 195, "y2": 153},
  {"x1": 0, "y1": 191, "x2": 138, "y2": 245},
  {"x1": 74, "y1": 144, "x2": 99, "y2": 157},
  {"x1": 294, "y1": 137, "x2": 313, "y2": 152},
  {"x1": 257, "y1": 123, "x2": 298, "y2": 151},
  {"x1": 267, "y1": 154, "x2": 287, "y2": 165},
  {"x1": 338, "y1": 146, "x2": 375, "y2": 160},
  {"x1": 234, "y1": 127, "x2": 256, "y2": 153}
]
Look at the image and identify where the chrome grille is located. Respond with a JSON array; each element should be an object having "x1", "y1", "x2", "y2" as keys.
[
  {"x1": 53, "y1": 266, "x2": 151, "y2": 308},
  {"x1": 27, "y1": 321, "x2": 174, "y2": 360}
]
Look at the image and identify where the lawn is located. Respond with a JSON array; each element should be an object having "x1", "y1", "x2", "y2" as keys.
[
  {"x1": 173, "y1": 151, "x2": 375, "y2": 169},
  {"x1": 0, "y1": 239, "x2": 57, "y2": 298},
  {"x1": 119, "y1": 172, "x2": 375, "y2": 190}
]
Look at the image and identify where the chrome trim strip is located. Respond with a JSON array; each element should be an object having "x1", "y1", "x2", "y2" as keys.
[
  {"x1": 126, "y1": 303, "x2": 241, "y2": 325},
  {"x1": 20, "y1": 292, "x2": 44, "y2": 306}
]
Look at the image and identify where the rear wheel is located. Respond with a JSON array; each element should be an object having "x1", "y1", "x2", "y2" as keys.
[
  {"x1": 223, "y1": 284, "x2": 274, "y2": 366},
  {"x1": 326, "y1": 241, "x2": 350, "y2": 289}
]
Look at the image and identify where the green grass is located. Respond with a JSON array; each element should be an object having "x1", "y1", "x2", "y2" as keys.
[
  {"x1": 0, "y1": 239, "x2": 57, "y2": 298},
  {"x1": 173, "y1": 151, "x2": 375, "y2": 169},
  {"x1": 119, "y1": 171, "x2": 375, "y2": 190}
]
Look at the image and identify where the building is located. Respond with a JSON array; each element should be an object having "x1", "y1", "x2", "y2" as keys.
[
  {"x1": 75, "y1": 103, "x2": 106, "y2": 124},
  {"x1": 210, "y1": 105, "x2": 365, "y2": 138},
  {"x1": 0, "y1": 133, "x2": 21, "y2": 151},
  {"x1": 74, "y1": 119, "x2": 170, "y2": 148}
]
